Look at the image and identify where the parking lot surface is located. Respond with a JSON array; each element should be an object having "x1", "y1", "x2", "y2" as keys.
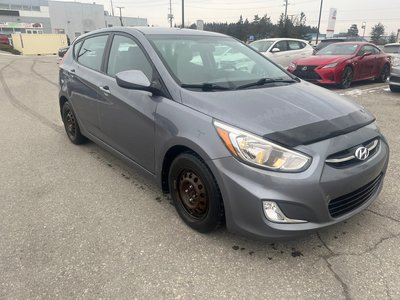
[{"x1": 0, "y1": 55, "x2": 399, "y2": 299}]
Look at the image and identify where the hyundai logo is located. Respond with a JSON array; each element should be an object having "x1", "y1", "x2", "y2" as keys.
[
  {"x1": 302, "y1": 66, "x2": 308, "y2": 71},
  {"x1": 355, "y1": 147, "x2": 369, "y2": 161}
]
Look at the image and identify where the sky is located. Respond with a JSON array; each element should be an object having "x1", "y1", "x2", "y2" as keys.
[{"x1": 80, "y1": 0, "x2": 400, "y2": 35}]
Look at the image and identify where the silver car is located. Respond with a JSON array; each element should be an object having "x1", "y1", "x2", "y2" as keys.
[{"x1": 59, "y1": 28, "x2": 389, "y2": 240}]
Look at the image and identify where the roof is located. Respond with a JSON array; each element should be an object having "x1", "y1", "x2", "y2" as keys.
[
  {"x1": 134, "y1": 27, "x2": 227, "y2": 37},
  {"x1": 253, "y1": 38, "x2": 308, "y2": 43},
  {"x1": 384, "y1": 43, "x2": 400, "y2": 47}
]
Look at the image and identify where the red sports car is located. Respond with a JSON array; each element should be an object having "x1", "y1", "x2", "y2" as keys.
[{"x1": 287, "y1": 42, "x2": 391, "y2": 88}]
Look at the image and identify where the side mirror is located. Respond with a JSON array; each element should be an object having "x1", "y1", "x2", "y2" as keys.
[
  {"x1": 116, "y1": 70, "x2": 161, "y2": 95},
  {"x1": 271, "y1": 47, "x2": 281, "y2": 53},
  {"x1": 360, "y1": 51, "x2": 372, "y2": 58},
  {"x1": 116, "y1": 70, "x2": 150, "y2": 89}
]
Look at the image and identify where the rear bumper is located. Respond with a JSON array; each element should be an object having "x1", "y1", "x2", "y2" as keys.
[{"x1": 209, "y1": 125, "x2": 389, "y2": 240}]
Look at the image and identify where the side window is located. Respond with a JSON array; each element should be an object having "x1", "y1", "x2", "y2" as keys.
[
  {"x1": 372, "y1": 46, "x2": 381, "y2": 54},
  {"x1": 274, "y1": 41, "x2": 288, "y2": 52},
  {"x1": 288, "y1": 41, "x2": 302, "y2": 50},
  {"x1": 73, "y1": 40, "x2": 82, "y2": 58},
  {"x1": 107, "y1": 35, "x2": 153, "y2": 80},
  {"x1": 77, "y1": 35, "x2": 108, "y2": 72},
  {"x1": 358, "y1": 46, "x2": 368, "y2": 56}
]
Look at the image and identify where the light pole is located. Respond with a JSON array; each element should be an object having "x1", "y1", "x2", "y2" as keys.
[
  {"x1": 117, "y1": 6, "x2": 124, "y2": 26},
  {"x1": 181, "y1": 0, "x2": 185, "y2": 28},
  {"x1": 362, "y1": 22, "x2": 366, "y2": 39},
  {"x1": 315, "y1": 0, "x2": 323, "y2": 45}
]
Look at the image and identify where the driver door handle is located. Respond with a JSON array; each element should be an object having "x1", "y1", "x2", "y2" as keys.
[{"x1": 99, "y1": 85, "x2": 110, "y2": 95}]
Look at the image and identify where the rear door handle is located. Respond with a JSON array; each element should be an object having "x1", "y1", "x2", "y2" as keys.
[{"x1": 99, "y1": 85, "x2": 111, "y2": 95}]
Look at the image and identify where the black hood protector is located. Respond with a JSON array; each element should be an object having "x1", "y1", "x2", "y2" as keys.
[{"x1": 263, "y1": 110, "x2": 375, "y2": 147}]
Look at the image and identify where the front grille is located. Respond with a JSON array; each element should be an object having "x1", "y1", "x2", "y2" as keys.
[
  {"x1": 326, "y1": 138, "x2": 380, "y2": 168},
  {"x1": 328, "y1": 174, "x2": 383, "y2": 218},
  {"x1": 293, "y1": 65, "x2": 321, "y2": 80}
]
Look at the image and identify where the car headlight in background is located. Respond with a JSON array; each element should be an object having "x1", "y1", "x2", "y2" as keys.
[
  {"x1": 321, "y1": 62, "x2": 338, "y2": 69},
  {"x1": 288, "y1": 62, "x2": 296, "y2": 70},
  {"x1": 214, "y1": 121, "x2": 311, "y2": 172}
]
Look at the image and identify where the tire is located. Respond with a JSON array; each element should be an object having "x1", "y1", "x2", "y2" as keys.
[
  {"x1": 168, "y1": 152, "x2": 224, "y2": 233},
  {"x1": 61, "y1": 101, "x2": 87, "y2": 145},
  {"x1": 376, "y1": 64, "x2": 390, "y2": 83},
  {"x1": 390, "y1": 84, "x2": 400, "y2": 92},
  {"x1": 339, "y1": 66, "x2": 353, "y2": 89}
]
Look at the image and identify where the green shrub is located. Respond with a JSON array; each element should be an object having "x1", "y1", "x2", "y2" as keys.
[{"x1": 0, "y1": 44, "x2": 21, "y2": 55}]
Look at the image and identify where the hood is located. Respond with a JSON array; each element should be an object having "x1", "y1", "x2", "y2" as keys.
[
  {"x1": 294, "y1": 55, "x2": 353, "y2": 66},
  {"x1": 180, "y1": 81, "x2": 374, "y2": 147}
]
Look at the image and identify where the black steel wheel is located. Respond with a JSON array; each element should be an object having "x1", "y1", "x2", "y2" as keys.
[
  {"x1": 169, "y1": 153, "x2": 224, "y2": 233},
  {"x1": 62, "y1": 101, "x2": 87, "y2": 145},
  {"x1": 376, "y1": 64, "x2": 390, "y2": 83},
  {"x1": 340, "y1": 66, "x2": 353, "y2": 89}
]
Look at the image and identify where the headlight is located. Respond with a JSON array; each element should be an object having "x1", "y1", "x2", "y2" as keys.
[
  {"x1": 392, "y1": 57, "x2": 400, "y2": 67},
  {"x1": 321, "y1": 62, "x2": 338, "y2": 69},
  {"x1": 214, "y1": 121, "x2": 311, "y2": 172},
  {"x1": 288, "y1": 62, "x2": 296, "y2": 70}
]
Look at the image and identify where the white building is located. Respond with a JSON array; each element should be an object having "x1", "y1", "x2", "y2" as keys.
[{"x1": 0, "y1": 0, "x2": 148, "y2": 41}]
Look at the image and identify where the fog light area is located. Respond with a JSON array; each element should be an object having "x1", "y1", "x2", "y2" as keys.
[{"x1": 263, "y1": 201, "x2": 307, "y2": 224}]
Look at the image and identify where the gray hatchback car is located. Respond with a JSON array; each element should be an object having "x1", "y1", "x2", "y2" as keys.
[{"x1": 59, "y1": 27, "x2": 389, "y2": 240}]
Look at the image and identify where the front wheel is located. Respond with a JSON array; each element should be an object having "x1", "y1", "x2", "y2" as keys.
[
  {"x1": 168, "y1": 153, "x2": 224, "y2": 233},
  {"x1": 339, "y1": 66, "x2": 353, "y2": 89}
]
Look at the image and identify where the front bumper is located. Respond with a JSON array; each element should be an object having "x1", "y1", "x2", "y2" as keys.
[
  {"x1": 209, "y1": 124, "x2": 389, "y2": 240},
  {"x1": 389, "y1": 74, "x2": 400, "y2": 86},
  {"x1": 291, "y1": 65, "x2": 344, "y2": 85}
]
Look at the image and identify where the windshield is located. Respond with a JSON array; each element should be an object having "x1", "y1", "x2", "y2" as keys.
[
  {"x1": 148, "y1": 35, "x2": 292, "y2": 90},
  {"x1": 249, "y1": 40, "x2": 274, "y2": 52},
  {"x1": 317, "y1": 43, "x2": 359, "y2": 55},
  {"x1": 383, "y1": 45, "x2": 400, "y2": 54}
]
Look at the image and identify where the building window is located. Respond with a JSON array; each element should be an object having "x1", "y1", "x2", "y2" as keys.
[
  {"x1": 10, "y1": 5, "x2": 23, "y2": 10},
  {"x1": 31, "y1": 6, "x2": 40, "y2": 11},
  {"x1": 0, "y1": 9, "x2": 19, "y2": 16}
]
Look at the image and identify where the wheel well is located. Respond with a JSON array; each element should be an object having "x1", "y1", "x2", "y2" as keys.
[
  {"x1": 59, "y1": 96, "x2": 68, "y2": 117},
  {"x1": 161, "y1": 145, "x2": 197, "y2": 193}
]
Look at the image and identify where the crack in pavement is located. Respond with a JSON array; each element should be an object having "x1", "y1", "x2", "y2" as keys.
[
  {"x1": 317, "y1": 232, "x2": 351, "y2": 300},
  {"x1": 366, "y1": 208, "x2": 400, "y2": 224},
  {"x1": 316, "y1": 229, "x2": 400, "y2": 300}
]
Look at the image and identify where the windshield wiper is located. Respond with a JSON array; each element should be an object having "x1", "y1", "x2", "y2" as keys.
[
  {"x1": 181, "y1": 83, "x2": 232, "y2": 91},
  {"x1": 235, "y1": 77, "x2": 297, "y2": 90}
]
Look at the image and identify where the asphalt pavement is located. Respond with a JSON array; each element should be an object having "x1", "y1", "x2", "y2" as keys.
[{"x1": 0, "y1": 55, "x2": 399, "y2": 299}]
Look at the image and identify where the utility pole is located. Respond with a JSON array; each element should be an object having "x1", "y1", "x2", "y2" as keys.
[
  {"x1": 315, "y1": 0, "x2": 323, "y2": 44},
  {"x1": 283, "y1": 0, "x2": 289, "y2": 25},
  {"x1": 168, "y1": 0, "x2": 173, "y2": 28},
  {"x1": 181, "y1": 0, "x2": 184, "y2": 28},
  {"x1": 116, "y1": 6, "x2": 124, "y2": 26},
  {"x1": 110, "y1": 0, "x2": 114, "y2": 16}
]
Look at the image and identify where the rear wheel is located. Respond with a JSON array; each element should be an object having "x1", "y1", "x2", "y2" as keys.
[
  {"x1": 339, "y1": 66, "x2": 353, "y2": 89},
  {"x1": 62, "y1": 101, "x2": 87, "y2": 145},
  {"x1": 376, "y1": 64, "x2": 390, "y2": 83},
  {"x1": 168, "y1": 153, "x2": 224, "y2": 233},
  {"x1": 390, "y1": 84, "x2": 400, "y2": 92}
]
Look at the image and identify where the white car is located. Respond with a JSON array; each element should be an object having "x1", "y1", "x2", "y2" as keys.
[
  {"x1": 250, "y1": 38, "x2": 314, "y2": 68},
  {"x1": 383, "y1": 43, "x2": 400, "y2": 68}
]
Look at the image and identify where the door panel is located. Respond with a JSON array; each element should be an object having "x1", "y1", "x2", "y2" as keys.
[
  {"x1": 69, "y1": 35, "x2": 108, "y2": 137},
  {"x1": 98, "y1": 34, "x2": 157, "y2": 172}
]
